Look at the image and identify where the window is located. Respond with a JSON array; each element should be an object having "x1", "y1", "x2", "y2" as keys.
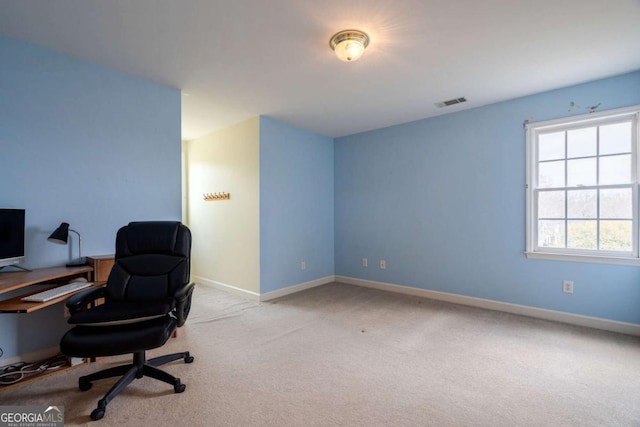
[{"x1": 525, "y1": 106, "x2": 640, "y2": 265}]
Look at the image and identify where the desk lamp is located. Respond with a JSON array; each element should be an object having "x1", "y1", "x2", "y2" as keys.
[{"x1": 48, "y1": 222, "x2": 87, "y2": 266}]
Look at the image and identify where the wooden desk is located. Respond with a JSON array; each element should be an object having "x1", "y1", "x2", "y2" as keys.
[
  {"x1": 0, "y1": 265, "x2": 96, "y2": 390},
  {"x1": 0, "y1": 266, "x2": 94, "y2": 313},
  {"x1": 86, "y1": 255, "x2": 115, "y2": 282}
]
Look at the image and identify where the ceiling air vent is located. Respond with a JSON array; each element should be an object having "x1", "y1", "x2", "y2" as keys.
[{"x1": 436, "y1": 97, "x2": 467, "y2": 108}]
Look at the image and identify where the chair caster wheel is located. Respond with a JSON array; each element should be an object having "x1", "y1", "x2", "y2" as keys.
[
  {"x1": 185, "y1": 355, "x2": 194, "y2": 364},
  {"x1": 90, "y1": 408, "x2": 105, "y2": 421},
  {"x1": 174, "y1": 382, "x2": 186, "y2": 393},
  {"x1": 79, "y1": 378, "x2": 92, "y2": 391}
]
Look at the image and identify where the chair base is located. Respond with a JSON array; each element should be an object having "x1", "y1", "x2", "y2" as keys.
[{"x1": 79, "y1": 350, "x2": 194, "y2": 421}]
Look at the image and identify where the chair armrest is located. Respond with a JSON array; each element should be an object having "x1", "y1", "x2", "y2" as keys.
[
  {"x1": 174, "y1": 282, "x2": 195, "y2": 327},
  {"x1": 65, "y1": 287, "x2": 106, "y2": 315}
]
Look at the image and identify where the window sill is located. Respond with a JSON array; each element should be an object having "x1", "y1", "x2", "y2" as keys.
[{"x1": 525, "y1": 251, "x2": 640, "y2": 266}]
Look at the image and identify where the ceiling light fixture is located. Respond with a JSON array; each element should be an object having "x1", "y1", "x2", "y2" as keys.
[{"x1": 329, "y1": 30, "x2": 369, "y2": 62}]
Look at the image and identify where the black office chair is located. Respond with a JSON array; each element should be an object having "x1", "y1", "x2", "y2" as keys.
[{"x1": 60, "y1": 221, "x2": 196, "y2": 421}]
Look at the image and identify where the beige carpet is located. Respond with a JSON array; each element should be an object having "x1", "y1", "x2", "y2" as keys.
[{"x1": 2, "y1": 282, "x2": 640, "y2": 426}]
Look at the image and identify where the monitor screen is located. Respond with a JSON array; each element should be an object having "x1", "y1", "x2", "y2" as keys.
[{"x1": 0, "y1": 208, "x2": 26, "y2": 268}]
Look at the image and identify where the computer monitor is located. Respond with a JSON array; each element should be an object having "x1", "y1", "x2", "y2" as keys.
[{"x1": 0, "y1": 208, "x2": 26, "y2": 268}]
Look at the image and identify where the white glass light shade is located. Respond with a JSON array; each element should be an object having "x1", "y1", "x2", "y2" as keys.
[
  {"x1": 334, "y1": 39, "x2": 365, "y2": 62},
  {"x1": 330, "y1": 30, "x2": 369, "y2": 62}
]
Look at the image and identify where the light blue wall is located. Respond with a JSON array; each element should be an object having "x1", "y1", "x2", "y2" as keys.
[
  {"x1": 260, "y1": 117, "x2": 334, "y2": 293},
  {"x1": 0, "y1": 35, "x2": 181, "y2": 359},
  {"x1": 335, "y1": 71, "x2": 640, "y2": 324}
]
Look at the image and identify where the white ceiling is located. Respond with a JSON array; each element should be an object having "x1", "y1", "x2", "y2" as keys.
[{"x1": 1, "y1": 0, "x2": 639, "y2": 140}]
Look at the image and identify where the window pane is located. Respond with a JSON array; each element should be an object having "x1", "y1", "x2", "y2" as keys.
[
  {"x1": 538, "y1": 191, "x2": 565, "y2": 218},
  {"x1": 600, "y1": 188, "x2": 632, "y2": 219},
  {"x1": 567, "y1": 158, "x2": 596, "y2": 187},
  {"x1": 538, "y1": 220, "x2": 565, "y2": 248},
  {"x1": 567, "y1": 220, "x2": 597, "y2": 250},
  {"x1": 567, "y1": 189, "x2": 596, "y2": 218},
  {"x1": 600, "y1": 122, "x2": 632, "y2": 155},
  {"x1": 530, "y1": 111, "x2": 638, "y2": 259},
  {"x1": 600, "y1": 220, "x2": 632, "y2": 252},
  {"x1": 538, "y1": 132, "x2": 565, "y2": 161},
  {"x1": 567, "y1": 127, "x2": 596, "y2": 158},
  {"x1": 600, "y1": 154, "x2": 631, "y2": 185},
  {"x1": 538, "y1": 160, "x2": 565, "y2": 188}
]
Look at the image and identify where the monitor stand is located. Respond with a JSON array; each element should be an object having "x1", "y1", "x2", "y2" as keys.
[{"x1": 0, "y1": 265, "x2": 32, "y2": 272}]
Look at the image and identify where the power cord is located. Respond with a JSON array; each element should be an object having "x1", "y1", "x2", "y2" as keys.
[{"x1": 0, "y1": 353, "x2": 68, "y2": 386}]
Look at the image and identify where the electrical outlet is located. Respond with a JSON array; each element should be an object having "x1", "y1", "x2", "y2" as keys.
[
  {"x1": 70, "y1": 357, "x2": 86, "y2": 366},
  {"x1": 362, "y1": 258, "x2": 368, "y2": 267},
  {"x1": 301, "y1": 261, "x2": 306, "y2": 270},
  {"x1": 379, "y1": 259, "x2": 386, "y2": 269},
  {"x1": 563, "y1": 280, "x2": 574, "y2": 294}
]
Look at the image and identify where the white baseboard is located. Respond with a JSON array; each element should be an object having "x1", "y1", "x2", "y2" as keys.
[
  {"x1": 193, "y1": 274, "x2": 335, "y2": 302},
  {"x1": 336, "y1": 275, "x2": 640, "y2": 336},
  {"x1": 193, "y1": 276, "x2": 261, "y2": 301},
  {"x1": 259, "y1": 276, "x2": 335, "y2": 301}
]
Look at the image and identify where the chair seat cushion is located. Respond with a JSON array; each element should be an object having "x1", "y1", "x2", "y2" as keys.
[
  {"x1": 68, "y1": 298, "x2": 175, "y2": 326},
  {"x1": 60, "y1": 316, "x2": 177, "y2": 357}
]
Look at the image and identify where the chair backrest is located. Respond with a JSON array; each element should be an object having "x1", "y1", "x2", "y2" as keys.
[{"x1": 106, "y1": 221, "x2": 191, "y2": 302}]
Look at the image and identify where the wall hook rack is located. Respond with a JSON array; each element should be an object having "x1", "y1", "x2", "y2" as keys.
[{"x1": 203, "y1": 192, "x2": 230, "y2": 201}]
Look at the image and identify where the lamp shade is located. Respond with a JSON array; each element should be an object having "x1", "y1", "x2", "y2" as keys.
[
  {"x1": 48, "y1": 222, "x2": 70, "y2": 244},
  {"x1": 47, "y1": 222, "x2": 86, "y2": 266}
]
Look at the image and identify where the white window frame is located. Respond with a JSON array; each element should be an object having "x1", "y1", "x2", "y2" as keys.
[{"x1": 525, "y1": 105, "x2": 640, "y2": 266}]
